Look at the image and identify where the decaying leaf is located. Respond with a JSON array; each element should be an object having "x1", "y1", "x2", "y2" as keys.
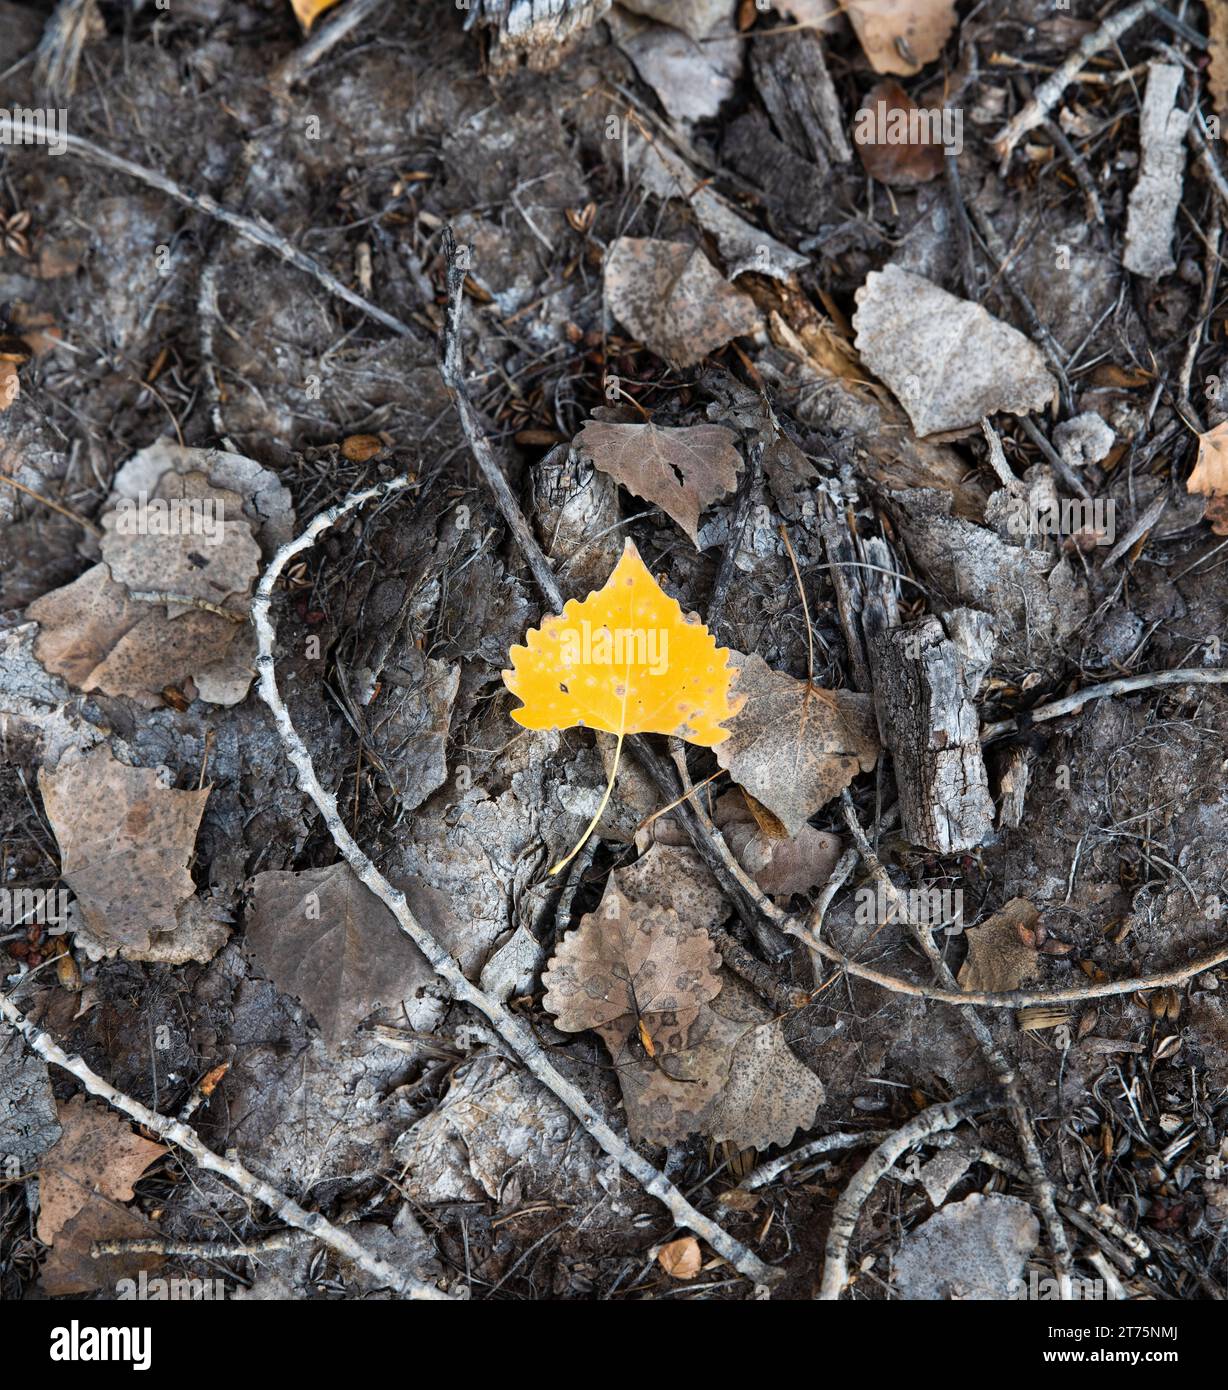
[
  {"x1": 657, "y1": 1235, "x2": 702, "y2": 1278},
  {"x1": 291, "y1": 0, "x2": 342, "y2": 30},
  {"x1": 957, "y1": 899, "x2": 1042, "y2": 995},
  {"x1": 39, "y1": 744, "x2": 210, "y2": 954},
  {"x1": 36, "y1": 1094, "x2": 165, "y2": 1248},
  {"x1": 502, "y1": 539, "x2": 744, "y2": 745},
  {"x1": 853, "y1": 79, "x2": 947, "y2": 185},
  {"x1": 605, "y1": 237, "x2": 761, "y2": 368},
  {"x1": 844, "y1": 0, "x2": 956, "y2": 77},
  {"x1": 1188, "y1": 424, "x2": 1228, "y2": 532},
  {"x1": 246, "y1": 864, "x2": 447, "y2": 1049},
  {"x1": 853, "y1": 265, "x2": 1058, "y2": 436},
  {"x1": 573, "y1": 418, "x2": 742, "y2": 545},
  {"x1": 608, "y1": 972, "x2": 823, "y2": 1148},
  {"x1": 891, "y1": 1193, "x2": 1039, "y2": 1299},
  {"x1": 542, "y1": 882, "x2": 722, "y2": 1050},
  {"x1": 714, "y1": 652, "x2": 879, "y2": 837},
  {"x1": 611, "y1": 9, "x2": 741, "y2": 125},
  {"x1": 29, "y1": 467, "x2": 262, "y2": 708}
]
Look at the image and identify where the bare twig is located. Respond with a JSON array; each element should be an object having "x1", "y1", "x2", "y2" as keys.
[
  {"x1": 61, "y1": 133, "x2": 418, "y2": 341},
  {"x1": 839, "y1": 794, "x2": 1075, "y2": 1294},
  {"x1": 250, "y1": 477, "x2": 780, "y2": 1289},
  {"x1": 980, "y1": 667, "x2": 1228, "y2": 743},
  {"x1": 0, "y1": 990, "x2": 452, "y2": 1300},
  {"x1": 817, "y1": 1088, "x2": 1004, "y2": 1300},
  {"x1": 992, "y1": 0, "x2": 1162, "y2": 167}
]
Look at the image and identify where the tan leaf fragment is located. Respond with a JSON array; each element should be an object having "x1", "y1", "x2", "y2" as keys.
[
  {"x1": 246, "y1": 864, "x2": 448, "y2": 1049},
  {"x1": 542, "y1": 882, "x2": 722, "y2": 1050},
  {"x1": 658, "y1": 1235, "x2": 702, "y2": 1278},
  {"x1": 605, "y1": 237, "x2": 761, "y2": 368},
  {"x1": 1187, "y1": 421, "x2": 1228, "y2": 534},
  {"x1": 1209, "y1": 1, "x2": 1228, "y2": 128},
  {"x1": 36, "y1": 1094, "x2": 166, "y2": 1247},
  {"x1": 853, "y1": 265, "x2": 1058, "y2": 436},
  {"x1": 573, "y1": 418, "x2": 742, "y2": 545},
  {"x1": 844, "y1": 0, "x2": 956, "y2": 77},
  {"x1": 39, "y1": 744, "x2": 210, "y2": 953},
  {"x1": 714, "y1": 652, "x2": 879, "y2": 837},
  {"x1": 957, "y1": 899, "x2": 1042, "y2": 995}
]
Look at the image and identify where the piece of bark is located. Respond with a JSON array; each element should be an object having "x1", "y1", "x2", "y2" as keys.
[
  {"x1": 1123, "y1": 63, "x2": 1188, "y2": 279},
  {"x1": 722, "y1": 111, "x2": 828, "y2": 235},
  {"x1": 473, "y1": 0, "x2": 610, "y2": 72},
  {"x1": 750, "y1": 31, "x2": 852, "y2": 168},
  {"x1": 868, "y1": 610, "x2": 996, "y2": 854}
]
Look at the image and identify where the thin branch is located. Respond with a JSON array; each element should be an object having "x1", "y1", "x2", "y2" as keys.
[
  {"x1": 840, "y1": 794, "x2": 1075, "y2": 1294},
  {"x1": 0, "y1": 990, "x2": 451, "y2": 1300},
  {"x1": 250, "y1": 476, "x2": 780, "y2": 1290},
  {"x1": 817, "y1": 1088, "x2": 1005, "y2": 1300},
  {"x1": 991, "y1": 0, "x2": 1162, "y2": 168},
  {"x1": 61, "y1": 133, "x2": 419, "y2": 341},
  {"x1": 980, "y1": 668, "x2": 1228, "y2": 743}
]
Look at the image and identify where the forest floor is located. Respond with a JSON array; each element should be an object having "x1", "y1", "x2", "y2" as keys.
[{"x1": 1, "y1": 0, "x2": 1228, "y2": 1303}]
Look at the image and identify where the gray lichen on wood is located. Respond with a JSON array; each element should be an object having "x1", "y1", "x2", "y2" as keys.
[{"x1": 1123, "y1": 63, "x2": 1188, "y2": 278}]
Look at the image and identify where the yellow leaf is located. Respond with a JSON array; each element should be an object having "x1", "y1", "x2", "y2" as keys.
[
  {"x1": 503, "y1": 539, "x2": 742, "y2": 873},
  {"x1": 291, "y1": 0, "x2": 343, "y2": 31},
  {"x1": 502, "y1": 539, "x2": 743, "y2": 746}
]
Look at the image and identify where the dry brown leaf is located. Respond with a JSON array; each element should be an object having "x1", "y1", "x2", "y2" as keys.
[
  {"x1": 1206, "y1": 496, "x2": 1228, "y2": 536},
  {"x1": 542, "y1": 882, "x2": 722, "y2": 1051},
  {"x1": 714, "y1": 652, "x2": 879, "y2": 837},
  {"x1": 605, "y1": 237, "x2": 761, "y2": 368},
  {"x1": 844, "y1": 0, "x2": 956, "y2": 77},
  {"x1": 957, "y1": 900, "x2": 1042, "y2": 995},
  {"x1": 39, "y1": 744, "x2": 210, "y2": 953},
  {"x1": 291, "y1": 0, "x2": 342, "y2": 30},
  {"x1": 245, "y1": 864, "x2": 444, "y2": 1049},
  {"x1": 658, "y1": 1235, "x2": 702, "y2": 1278},
  {"x1": 608, "y1": 973, "x2": 824, "y2": 1147},
  {"x1": 36, "y1": 1094, "x2": 165, "y2": 1247},
  {"x1": 1210, "y1": 2, "x2": 1228, "y2": 127},
  {"x1": 0, "y1": 356, "x2": 18, "y2": 412},
  {"x1": 573, "y1": 418, "x2": 741, "y2": 545},
  {"x1": 39, "y1": 1195, "x2": 163, "y2": 1296},
  {"x1": 1188, "y1": 421, "x2": 1228, "y2": 497},
  {"x1": 99, "y1": 471, "x2": 259, "y2": 609},
  {"x1": 853, "y1": 79, "x2": 947, "y2": 185}
]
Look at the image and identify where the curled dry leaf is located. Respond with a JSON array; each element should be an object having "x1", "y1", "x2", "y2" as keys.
[
  {"x1": 39, "y1": 744, "x2": 210, "y2": 954},
  {"x1": 853, "y1": 265, "x2": 1058, "y2": 436},
  {"x1": 245, "y1": 864, "x2": 450, "y2": 1050},
  {"x1": 573, "y1": 417, "x2": 742, "y2": 545},
  {"x1": 605, "y1": 237, "x2": 761, "y2": 369},
  {"x1": 957, "y1": 899, "x2": 1043, "y2": 995},
  {"x1": 715, "y1": 652, "x2": 879, "y2": 837},
  {"x1": 657, "y1": 1235, "x2": 702, "y2": 1279},
  {"x1": 853, "y1": 79, "x2": 947, "y2": 185},
  {"x1": 542, "y1": 882, "x2": 722, "y2": 1051},
  {"x1": 1187, "y1": 422, "x2": 1228, "y2": 536},
  {"x1": 503, "y1": 539, "x2": 744, "y2": 745},
  {"x1": 844, "y1": 0, "x2": 956, "y2": 77}
]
